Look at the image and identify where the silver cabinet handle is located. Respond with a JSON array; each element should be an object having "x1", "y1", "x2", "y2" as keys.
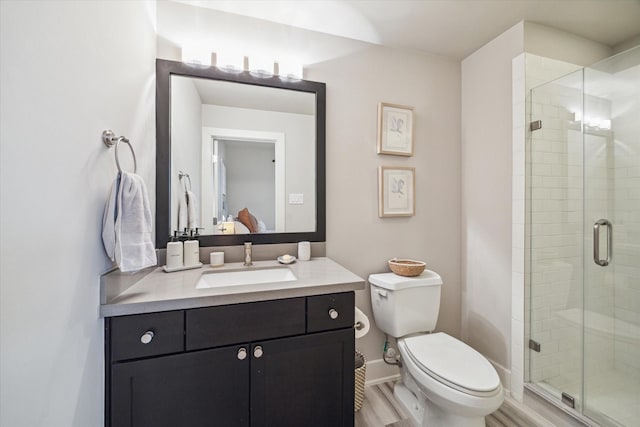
[
  {"x1": 253, "y1": 346, "x2": 263, "y2": 358},
  {"x1": 237, "y1": 347, "x2": 247, "y2": 360},
  {"x1": 140, "y1": 331, "x2": 154, "y2": 344},
  {"x1": 593, "y1": 219, "x2": 612, "y2": 266},
  {"x1": 329, "y1": 308, "x2": 339, "y2": 319}
]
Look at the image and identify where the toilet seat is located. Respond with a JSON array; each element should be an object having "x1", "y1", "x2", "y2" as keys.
[{"x1": 402, "y1": 333, "x2": 501, "y2": 397}]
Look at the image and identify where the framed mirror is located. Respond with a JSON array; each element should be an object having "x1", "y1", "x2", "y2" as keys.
[{"x1": 156, "y1": 59, "x2": 326, "y2": 248}]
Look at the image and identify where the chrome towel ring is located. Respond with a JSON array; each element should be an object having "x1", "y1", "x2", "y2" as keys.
[{"x1": 102, "y1": 129, "x2": 137, "y2": 174}]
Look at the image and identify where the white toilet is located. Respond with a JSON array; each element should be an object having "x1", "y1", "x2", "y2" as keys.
[{"x1": 369, "y1": 270, "x2": 504, "y2": 427}]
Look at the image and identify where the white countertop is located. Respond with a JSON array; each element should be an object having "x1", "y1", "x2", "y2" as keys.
[{"x1": 100, "y1": 257, "x2": 365, "y2": 317}]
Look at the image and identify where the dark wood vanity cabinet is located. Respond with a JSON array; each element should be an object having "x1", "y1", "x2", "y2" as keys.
[
  {"x1": 105, "y1": 292, "x2": 355, "y2": 427},
  {"x1": 110, "y1": 345, "x2": 249, "y2": 427}
]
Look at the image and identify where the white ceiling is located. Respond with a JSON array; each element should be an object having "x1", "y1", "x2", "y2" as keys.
[{"x1": 176, "y1": 0, "x2": 640, "y2": 59}]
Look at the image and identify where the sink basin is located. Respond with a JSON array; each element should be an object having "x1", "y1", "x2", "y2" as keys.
[{"x1": 196, "y1": 267, "x2": 297, "y2": 289}]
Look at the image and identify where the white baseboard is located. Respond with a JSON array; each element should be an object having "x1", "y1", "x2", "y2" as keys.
[{"x1": 364, "y1": 358, "x2": 401, "y2": 386}]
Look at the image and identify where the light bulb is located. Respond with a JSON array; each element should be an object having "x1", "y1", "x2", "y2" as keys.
[
  {"x1": 249, "y1": 56, "x2": 274, "y2": 77},
  {"x1": 181, "y1": 47, "x2": 211, "y2": 67},
  {"x1": 278, "y1": 61, "x2": 303, "y2": 80},
  {"x1": 216, "y1": 51, "x2": 244, "y2": 73}
]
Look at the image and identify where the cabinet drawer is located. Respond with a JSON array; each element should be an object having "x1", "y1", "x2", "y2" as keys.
[
  {"x1": 307, "y1": 292, "x2": 354, "y2": 333},
  {"x1": 110, "y1": 311, "x2": 184, "y2": 362},
  {"x1": 186, "y1": 298, "x2": 305, "y2": 351}
]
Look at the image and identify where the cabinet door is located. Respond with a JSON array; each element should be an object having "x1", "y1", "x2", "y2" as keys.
[
  {"x1": 251, "y1": 328, "x2": 354, "y2": 427},
  {"x1": 111, "y1": 345, "x2": 250, "y2": 427}
]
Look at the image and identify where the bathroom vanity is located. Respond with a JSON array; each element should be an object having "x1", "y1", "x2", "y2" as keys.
[
  {"x1": 101, "y1": 258, "x2": 364, "y2": 427},
  {"x1": 99, "y1": 58, "x2": 359, "y2": 426}
]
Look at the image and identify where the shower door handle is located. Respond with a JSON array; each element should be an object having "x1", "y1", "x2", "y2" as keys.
[{"x1": 593, "y1": 219, "x2": 612, "y2": 267}]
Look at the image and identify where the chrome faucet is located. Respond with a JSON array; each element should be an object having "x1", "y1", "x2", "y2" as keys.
[{"x1": 243, "y1": 242, "x2": 253, "y2": 266}]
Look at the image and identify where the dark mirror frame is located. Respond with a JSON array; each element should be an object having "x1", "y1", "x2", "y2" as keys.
[{"x1": 156, "y1": 59, "x2": 326, "y2": 248}]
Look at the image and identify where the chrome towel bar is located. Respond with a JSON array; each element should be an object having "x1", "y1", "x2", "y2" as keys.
[{"x1": 102, "y1": 129, "x2": 137, "y2": 174}]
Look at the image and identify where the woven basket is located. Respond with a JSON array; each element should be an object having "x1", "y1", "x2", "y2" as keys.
[
  {"x1": 388, "y1": 258, "x2": 426, "y2": 277},
  {"x1": 354, "y1": 350, "x2": 367, "y2": 412}
]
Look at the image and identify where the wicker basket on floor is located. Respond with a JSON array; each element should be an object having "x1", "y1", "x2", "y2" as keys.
[{"x1": 355, "y1": 350, "x2": 367, "y2": 412}]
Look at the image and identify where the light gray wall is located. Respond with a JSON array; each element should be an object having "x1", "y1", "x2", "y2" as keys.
[
  {"x1": 461, "y1": 21, "x2": 524, "y2": 379},
  {"x1": 308, "y1": 46, "x2": 462, "y2": 362},
  {"x1": 0, "y1": 1, "x2": 156, "y2": 426}
]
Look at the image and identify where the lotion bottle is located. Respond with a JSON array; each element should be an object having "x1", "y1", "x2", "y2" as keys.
[
  {"x1": 166, "y1": 232, "x2": 184, "y2": 269},
  {"x1": 184, "y1": 239, "x2": 200, "y2": 267}
]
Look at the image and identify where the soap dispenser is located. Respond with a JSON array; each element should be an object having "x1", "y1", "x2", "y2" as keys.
[
  {"x1": 184, "y1": 231, "x2": 200, "y2": 267},
  {"x1": 166, "y1": 232, "x2": 184, "y2": 270}
]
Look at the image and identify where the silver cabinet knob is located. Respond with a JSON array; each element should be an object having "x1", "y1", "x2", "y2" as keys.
[
  {"x1": 253, "y1": 346, "x2": 263, "y2": 358},
  {"x1": 237, "y1": 347, "x2": 247, "y2": 360},
  {"x1": 329, "y1": 308, "x2": 339, "y2": 319},
  {"x1": 140, "y1": 331, "x2": 154, "y2": 344}
]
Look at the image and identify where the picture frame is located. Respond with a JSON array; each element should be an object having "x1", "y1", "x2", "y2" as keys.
[
  {"x1": 377, "y1": 102, "x2": 414, "y2": 156},
  {"x1": 378, "y1": 166, "x2": 415, "y2": 217}
]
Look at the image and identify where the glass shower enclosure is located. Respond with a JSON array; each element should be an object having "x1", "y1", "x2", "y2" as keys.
[{"x1": 527, "y1": 46, "x2": 640, "y2": 426}]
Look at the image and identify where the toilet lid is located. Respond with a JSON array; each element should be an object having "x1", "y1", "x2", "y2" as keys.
[{"x1": 403, "y1": 333, "x2": 500, "y2": 395}]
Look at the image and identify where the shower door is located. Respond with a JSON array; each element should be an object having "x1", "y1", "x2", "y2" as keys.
[
  {"x1": 528, "y1": 46, "x2": 640, "y2": 427},
  {"x1": 528, "y1": 68, "x2": 585, "y2": 412},
  {"x1": 582, "y1": 47, "x2": 640, "y2": 427}
]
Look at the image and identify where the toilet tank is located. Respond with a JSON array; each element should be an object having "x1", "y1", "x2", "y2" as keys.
[{"x1": 369, "y1": 270, "x2": 442, "y2": 337}]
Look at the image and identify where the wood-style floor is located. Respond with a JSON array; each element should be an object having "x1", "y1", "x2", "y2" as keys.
[
  {"x1": 355, "y1": 381, "x2": 411, "y2": 427},
  {"x1": 355, "y1": 381, "x2": 554, "y2": 427}
]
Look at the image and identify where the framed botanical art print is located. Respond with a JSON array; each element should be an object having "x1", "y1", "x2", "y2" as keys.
[
  {"x1": 377, "y1": 102, "x2": 414, "y2": 156},
  {"x1": 378, "y1": 166, "x2": 415, "y2": 217}
]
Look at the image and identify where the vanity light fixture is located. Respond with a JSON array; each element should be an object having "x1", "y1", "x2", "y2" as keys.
[
  {"x1": 573, "y1": 111, "x2": 612, "y2": 130},
  {"x1": 216, "y1": 51, "x2": 244, "y2": 73},
  {"x1": 181, "y1": 47, "x2": 211, "y2": 67},
  {"x1": 249, "y1": 55, "x2": 275, "y2": 77},
  {"x1": 596, "y1": 119, "x2": 612, "y2": 130},
  {"x1": 277, "y1": 61, "x2": 303, "y2": 80}
]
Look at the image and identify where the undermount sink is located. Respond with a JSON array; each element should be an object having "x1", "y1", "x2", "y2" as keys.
[{"x1": 196, "y1": 267, "x2": 297, "y2": 289}]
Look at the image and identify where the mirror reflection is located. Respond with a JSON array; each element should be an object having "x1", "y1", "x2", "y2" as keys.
[
  {"x1": 156, "y1": 59, "x2": 326, "y2": 248},
  {"x1": 171, "y1": 76, "x2": 316, "y2": 236}
]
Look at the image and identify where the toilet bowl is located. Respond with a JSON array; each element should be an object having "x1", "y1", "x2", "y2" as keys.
[
  {"x1": 369, "y1": 271, "x2": 504, "y2": 427},
  {"x1": 396, "y1": 333, "x2": 503, "y2": 426}
]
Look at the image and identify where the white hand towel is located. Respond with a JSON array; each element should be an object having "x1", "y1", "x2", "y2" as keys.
[
  {"x1": 186, "y1": 190, "x2": 199, "y2": 229},
  {"x1": 177, "y1": 189, "x2": 188, "y2": 232},
  {"x1": 102, "y1": 174, "x2": 120, "y2": 261},
  {"x1": 102, "y1": 172, "x2": 157, "y2": 272}
]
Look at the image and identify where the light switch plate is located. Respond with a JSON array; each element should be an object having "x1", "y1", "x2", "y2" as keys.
[{"x1": 289, "y1": 193, "x2": 304, "y2": 204}]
